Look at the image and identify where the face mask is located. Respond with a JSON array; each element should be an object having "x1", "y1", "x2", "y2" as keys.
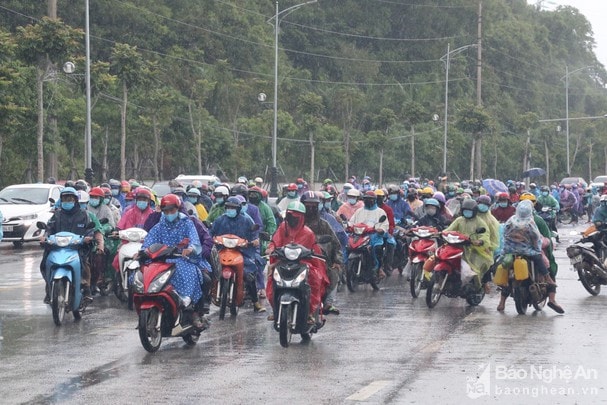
[
  {"x1": 188, "y1": 197, "x2": 198, "y2": 204},
  {"x1": 363, "y1": 200, "x2": 375, "y2": 209},
  {"x1": 103, "y1": 198, "x2": 110, "y2": 205},
  {"x1": 287, "y1": 191, "x2": 297, "y2": 198},
  {"x1": 305, "y1": 204, "x2": 318, "y2": 216},
  {"x1": 111, "y1": 189, "x2": 119, "y2": 196},
  {"x1": 323, "y1": 202, "x2": 332, "y2": 210},
  {"x1": 389, "y1": 194, "x2": 398, "y2": 201},
  {"x1": 462, "y1": 209, "x2": 474, "y2": 219},
  {"x1": 447, "y1": 192, "x2": 455, "y2": 198},
  {"x1": 541, "y1": 191, "x2": 549, "y2": 197},
  {"x1": 225, "y1": 208, "x2": 238, "y2": 218},
  {"x1": 79, "y1": 203, "x2": 87, "y2": 210},
  {"x1": 297, "y1": 184, "x2": 303, "y2": 189},
  {"x1": 425, "y1": 207, "x2": 437, "y2": 216},
  {"x1": 136, "y1": 201, "x2": 148, "y2": 210},
  {"x1": 348, "y1": 198, "x2": 357, "y2": 205},
  {"x1": 241, "y1": 203, "x2": 248, "y2": 213},
  {"x1": 215, "y1": 197, "x2": 224, "y2": 205},
  {"x1": 61, "y1": 202, "x2": 75, "y2": 211},
  {"x1": 286, "y1": 213, "x2": 300, "y2": 228},
  {"x1": 407, "y1": 195, "x2": 416, "y2": 201},
  {"x1": 89, "y1": 198, "x2": 101, "y2": 207},
  {"x1": 498, "y1": 202, "x2": 508, "y2": 208},
  {"x1": 163, "y1": 212, "x2": 179, "y2": 222},
  {"x1": 249, "y1": 196, "x2": 260, "y2": 204},
  {"x1": 478, "y1": 204, "x2": 489, "y2": 213}
]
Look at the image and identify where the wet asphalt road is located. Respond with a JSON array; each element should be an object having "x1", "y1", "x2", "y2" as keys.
[{"x1": 0, "y1": 223, "x2": 606, "y2": 404}]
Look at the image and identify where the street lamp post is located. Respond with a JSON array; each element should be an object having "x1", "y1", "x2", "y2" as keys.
[
  {"x1": 268, "y1": 0, "x2": 317, "y2": 197},
  {"x1": 562, "y1": 65, "x2": 594, "y2": 176},
  {"x1": 84, "y1": 0, "x2": 93, "y2": 184},
  {"x1": 440, "y1": 43, "x2": 477, "y2": 175}
]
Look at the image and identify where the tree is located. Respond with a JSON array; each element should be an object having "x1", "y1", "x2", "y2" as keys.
[{"x1": 455, "y1": 104, "x2": 494, "y2": 180}]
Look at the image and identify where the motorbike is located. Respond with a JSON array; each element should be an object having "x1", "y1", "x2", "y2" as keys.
[
  {"x1": 392, "y1": 218, "x2": 416, "y2": 275},
  {"x1": 496, "y1": 255, "x2": 549, "y2": 314},
  {"x1": 92, "y1": 219, "x2": 120, "y2": 297},
  {"x1": 566, "y1": 224, "x2": 607, "y2": 296},
  {"x1": 133, "y1": 241, "x2": 206, "y2": 353},
  {"x1": 344, "y1": 215, "x2": 387, "y2": 292},
  {"x1": 425, "y1": 229, "x2": 486, "y2": 308},
  {"x1": 270, "y1": 241, "x2": 327, "y2": 348},
  {"x1": 115, "y1": 227, "x2": 148, "y2": 309},
  {"x1": 538, "y1": 206, "x2": 559, "y2": 242},
  {"x1": 37, "y1": 221, "x2": 95, "y2": 326},
  {"x1": 212, "y1": 234, "x2": 250, "y2": 320},
  {"x1": 557, "y1": 205, "x2": 575, "y2": 225},
  {"x1": 407, "y1": 226, "x2": 439, "y2": 298}
]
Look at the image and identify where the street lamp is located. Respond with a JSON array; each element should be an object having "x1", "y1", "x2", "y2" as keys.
[
  {"x1": 562, "y1": 65, "x2": 594, "y2": 176},
  {"x1": 268, "y1": 0, "x2": 318, "y2": 197},
  {"x1": 440, "y1": 43, "x2": 477, "y2": 175}
]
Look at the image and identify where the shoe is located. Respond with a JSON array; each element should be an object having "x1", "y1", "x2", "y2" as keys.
[
  {"x1": 192, "y1": 313, "x2": 209, "y2": 330},
  {"x1": 91, "y1": 285, "x2": 100, "y2": 296},
  {"x1": 43, "y1": 293, "x2": 51, "y2": 305},
  {"x1": 307, "y1": 315, "x2": 315, "y2": 325},
  {"x1": 323, "y1": 305, "x2": 340, "y2": 315},
  {"x1": 267, "y1": 314, "x2": 274, "y2": 321},
  {"x1": 253, "y1": 302, "x2": 266, "y2": 313},
  {"x1": 258, "y1": 289, "x2": 266, "y2": 299},
  {"x1": 378, "y1": 269, "x2": 386, "y2": 279},
  {"x1": 542, "y1": 274, "x2": 557, "y2": 286},
  {"x1": 484, "y1": 283, "x2": 492, "y2": 295},
  {"x1": 82, "y1": 287, "x2": 93, "y2": 303},
  {"x1": 547, "y1": 301, "x2": 565, "y2": 314},
  {"x1": 496, "y1": 302, "x2": 505, "y2": 311}
]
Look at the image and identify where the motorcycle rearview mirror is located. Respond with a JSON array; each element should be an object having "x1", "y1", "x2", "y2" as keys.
[
  {"x1": 48, "y1": 198, "x2": 55, "y2": 205},
  {"x1": 259, "y1": 231, "x2": 271, "y2": 241},
  {"x1": 99, "y1": 217, "x2": 109, "y2": 225},
  {"x1": 475, "y1": 227, "x2": 486, "y2": 234},
  {"x1": 36, "y1": 221, "x2": 47, "y2": 230},
  {"x1": 86, "y1": 221, "x2": 97, "y2": 230},
  {"x1": 339, "y1": 213, "x2": 347, "y2": 221},
  {"x1": 378, "y1": 215, "x2": 387, "y2": 223}
]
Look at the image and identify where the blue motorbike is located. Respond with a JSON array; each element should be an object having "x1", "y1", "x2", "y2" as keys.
[{"x1": 38, "y1": 221, "x2": 94, "y2": 326}]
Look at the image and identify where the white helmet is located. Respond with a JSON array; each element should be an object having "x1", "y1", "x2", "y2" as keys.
[
  {"x1": 77, "y1": 190, "x2": 90, "y2": 203},
  {"x1": 214, "y1": 186, "x2": 229, "y2": 196},
  {"x1": 346, "y1": 189, "x2": 360, "y2": 197},
  {"x1": 600, "y1": 194, "x2": 607, "y2": 202}
]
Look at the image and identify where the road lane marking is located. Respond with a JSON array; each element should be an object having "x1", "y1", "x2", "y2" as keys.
[{"x1": 346, "y1": 380, "x2": 391, "y2": 401}]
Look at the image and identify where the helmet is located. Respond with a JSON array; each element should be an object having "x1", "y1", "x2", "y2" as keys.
[
  {"x1": 225, "y1": 196, "x2": 241, "y2": 209},
  {"x1": 321, "y1": 191, "x2": 332, "y2": 200},
  {"x1": 287, "y1": 183, "x2": 298, "y2": 191},
  {"x1": 255, "y1": 177, "x2": 263, "y2": 184},
  {"x1": 237, "y1": 176, "x2": 248, "y2": 184},
  {"x1": 387, "y1": 184, "x2": 400, "y2": 194},
  {"x1": 231, "y1": 183, "x2": 248, "y2": 197},
  {"x1": 190, "y1": 180, "x2": 203, "y2": 189},
  {"x1": 461, "y1": 198, "x2": 478, "y2": 211},
  {"x1": 323, "y1": 178, "x2": 333, "y2": 185},
  {"x1": 168, "y1": 179, "x2": 182, "y2": 190},
  {"x1": 160, "y1": 194, "x2": 181, "y2": 210},
  {"x1": 77, "y1": 190, "x2": 90, "y2": 203},
  {"x1": 519, "y1": 192, "x2": 537, "y2": 203},
  {"x1": 346, "y1": 189, "x2": 360, "y2": 198},
  {"x1": 433, "y1": 192, "x2": 446, "y2": 204},
  {"x1": 541, "y1": 185, "x2": 550, "y2": 192},
  {"x1": 374, "y1": 189, "x2": 386, "y2": 196},
  {"x1": 214, "y1": 185, "x2": 229, "y2": 197},
  {"x1": 600, "y1": 195, "x2": 607, "y2": 202},
  {"x1": 343, "y1": 183, "x2": 353, "y2": 190},
  {"x1": 129, "y1": 179, "x2": 140, "y2": 188},
  {"x1": 286, "y1": 201, "x2": 306, "y2": 214},
  {"x1": 300, "y1": 191, "x2": 320, "y2": 204},
  {"x1": 363, "y1": 191, "x2": 376, "y2": 199},
  {"x1": 529, "y1": 183, "x2": 537, "y2": 188},
  {"x1": 424, "y1": 198, "x2": 440, "y2": 208},
  {"x1": 260, "y1": 189, "x2": 268, "y2": 199},
  {"x1": 109, "y1": 179, "x2": 121, "y2": 188},
  {"x1": 121, "y1": 180, "x2": 131, "y2": 192},
  {"x1": 248, "y1": 186, "x2": 263, "y2": 196},
  {"x1": 60, "y1": 187, "x2": 78, "y2": 198},
  {"x1": 421, "y1": 187, "x2": 434, "y2": 196},
  {"x1": 101, "y1": 187, "x2": 112, "y2": 197},
  {"x1": 233, "y1": 195, "x2": 246, "y2": 205},
  {"x1": 296, "y1": 178, "x2": 305, "y2": 184},
  {"x1": 172, "y1": 187, "x2": 186, "y2": 196},
  {"x1": 496, "y1": 192, "x2": 509, "y2": 200},
  {"x1": 89, "y1": 187, "x2": 105, "y2": 198},
  {"x1": 136, "y1": 188, "x2": 153, "y2": 200},
  {"x1": 477, "y1": 195, "x2": 491, "y2": 206},
  {"x1": 187, "y1": 188, "x2": 201, "y2": 197},
  {"x1": 75, "y1": 180, "x2": 88, "y2": 191},
  {"x1": 125, "y1": 191, "x2": 135, "y2": 201}
]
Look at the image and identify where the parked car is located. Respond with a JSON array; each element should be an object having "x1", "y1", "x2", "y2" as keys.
[
  {"x1": 589, "y1": 175, "x2": 607, "y2": 190},
  {"x1": 174, "y1": 174, "x2": 221, "y2": 187},
  {"x1": 559, "y1": 177, "x2": 587, "y2": 189},
  {"x1": 149, "y1": 180, "x2": 171, "y2": 198},
  {"x1": 0, "y1": 183, "x2": 63, "y2": 247}
]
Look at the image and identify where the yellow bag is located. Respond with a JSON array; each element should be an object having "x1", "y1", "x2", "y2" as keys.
[
  {"x1": 493, "y1": 264, "x2": 508, "y2": 286},
  {"x1": 513, "y1": 257, "x2": 529, "y2": 281}
]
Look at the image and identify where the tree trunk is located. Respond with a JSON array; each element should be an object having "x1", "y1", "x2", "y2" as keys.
[
  {"x1": 379, "y1": 148, "x2": 384, "y2": 187},
  {"x1": 544, "y1": 138, "x2": 550, "y2": 185},
  {"x1": 310, "y1": 132, "x2": 315, "y2": 184},
  {"x1": 153, "y1": 115, "x2": 160, "y2": 181},
  {"x1": 588, "y1": 142, "x2": 593, "y2": 182},
  {"x1": 188, "y1": 102, "x2": 202, "y2": 175},
  {"x1": 410, "y1": 126, "x2": 415, "y2": 178},
  {"x1": 344, "y1": 128, "x2": 350, "y2": 181},
  {"x1": 469, "y1": 139, "x2": 475, "y2": 180},
  {"x1": 474, "y1": 133, "x2": 482, "y2": 180},
  {"x1": 102, "y1": 126, "x2": 109, "y2": 182},
  {"x1": 120, "y1": 81, "x2": 128, "y2": 180},
  {"x1": 133, "y1": 143, "x2": 139, "y2": 180},
  {"x1": 48, "y1": 0, "x2": 57, "y2": 19},
  {"x1": 47, "y1": 115, "x2": 58, "y2": 180},
  {"x1": 37, "y1": 68, "x2": 45, "y2": 183}
]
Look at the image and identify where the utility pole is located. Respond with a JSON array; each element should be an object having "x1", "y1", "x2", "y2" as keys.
[{"x1": 474, "y1": 0, "x2": 483, "y2": 180}]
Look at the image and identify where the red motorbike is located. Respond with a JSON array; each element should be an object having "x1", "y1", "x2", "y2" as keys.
[
  {"x1": 344, "y1": 215, "x2": 387, "y2": 292},
  {"x1": 425, "y1": 229, "x2": 486, "y2": 308},
  {"x1": 212, "y1": 234, "x2": 249, "y2": 320},
  {"x1": 133, "y1": 241, "x2": 206, "y2": 353},
  {"x1": 407, "y1": 226, "x2": 439, "y2": 298}
]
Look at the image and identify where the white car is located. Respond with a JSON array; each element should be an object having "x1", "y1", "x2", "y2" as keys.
[
  {"x1": 590, "y1": 175, "x2": 607, "y2": 190},
  {"x1": 0, "y1": 183, "x2": 63, "y2": 247}
]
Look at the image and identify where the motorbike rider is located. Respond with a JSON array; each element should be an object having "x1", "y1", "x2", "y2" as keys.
[
  {"x1": 186, "y1": 187, "x2": 208, "y2": 221},
  {"x1": 207, "y1": 185, "x2": 230, "y2": 223},
  {"x1": 40, "y1": 187, "x2": 97, "y2": 304},
  {"x1": 349, "y1": 191, "x2": 390, "y2": 279},
  {"x1": 277, "y1": 183, "x2": 300, "y2": 213},
  {"x1": 386, "y1": 184, "x2": 416, "y2": 224},
  {"x1": 336, "y1": 188, "x2": 363, "y2": 221},
  {"x1": 491, "y1": 192, "x2": 516, "y2": 223},
  {"x1": 443, "y1": 198, "x2": 493, "y2": 290},
  {"x1": 265, "y1": 201, "x2": 328, "y2": 323},
  {"x1": 210, "y1": 196, "x2": 265, "y2": 313},
  {"x1": 139, "y1": 194, "x2": 208, "y2": 329},
  {"x1": 88, "y1": 187, "x2": 116, "y2": 228},
  {"x1": 476, "y1": 195, "x2": 500, "y2": 255},
  {"x1": 592, "y1": 194, "x2": 607, "y2": 224},
  {"x1": 537, "y1": 185, "x2": 559, "y2": 236},
  {"x1": 560, "y1": 185, "x2": 578, "y2": 223},
  {"x1": 416, "y1": 198, "x2": 450, "y2": 230},
  {"x1": 375, "y1": 189, "x2": 397, "y2": 275},
  {"x1": 300, "y1": 191, "x2": 343, "y2": 315},
  {"x1": 497, "y1": 199, "x2": 563, "y2": 313}
]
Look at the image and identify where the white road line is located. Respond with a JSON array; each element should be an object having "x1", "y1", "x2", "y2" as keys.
[{"x1": 346, "y1": 380, "x2": 392, "y2": 401}]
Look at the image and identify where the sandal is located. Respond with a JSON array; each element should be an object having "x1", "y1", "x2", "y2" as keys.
[{"x1": 547, "y1": 302, "x2": 564, "y2": 314}]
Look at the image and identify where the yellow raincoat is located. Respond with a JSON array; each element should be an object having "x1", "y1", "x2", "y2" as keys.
[{"x1": 445, "y1": 215, "x2": 493, "y2": 279}]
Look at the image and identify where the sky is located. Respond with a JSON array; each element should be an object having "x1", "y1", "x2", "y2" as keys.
[{"x1": 538, "y1": 0, "x2": 607, "y2": 67}]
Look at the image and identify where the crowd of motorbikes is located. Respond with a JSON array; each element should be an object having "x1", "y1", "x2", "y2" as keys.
[{"x1": 35, "y1": 192, "x2": 607, "y2": 353}]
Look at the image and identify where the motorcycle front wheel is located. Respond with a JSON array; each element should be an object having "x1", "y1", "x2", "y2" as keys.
[
  {"x1": 346, "y1": 260, "x2": 358, "y2": 292},
  {"x1": 218, "y1": 278, "x2": 228, "y2": 320},
  {"x1": 513, "y1": 285, "x2": 529, "y2": 315},
  {"x1": 229, "y1": 278, "x2": 239, "y2": 317},
  {"x1": 115, "y1": 272, "x2": 128, "y2": 303},
  {"x1": 558, "y1": 211, "x2": 573, "y2": 225},
  {"x1": 425, "y1": 273, "x2": 445, "y2": 308},
  {"x1": 52, "y1": 279, "x2": 68, "y2": 326},
  {"x1": 410, "y1": 263, "x2": 424, "y2": 298},
  {"x1": 578, "y1": 266, "x2": 602, "y2": 296},
  {"x1": 279, "y1": 304, "x2": 293, "y2": 348},
  {"x1": 138, "y1": 308, "x2": 162, "y2": 353}
]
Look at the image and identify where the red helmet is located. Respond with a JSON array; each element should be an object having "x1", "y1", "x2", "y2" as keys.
[
  {"x1": 101, "y1": 187, "x2": 112, "y2": 197},
  {"x1": 89, "y1": 187, "x2": 105, "y2": 198},
  {"x1": 136, "y1": 188, "x2": 153, "y2": 200},
  {"x1": 363, "y1": 190, "x2": 376, "y2": 199},
  {"x1": 160, "y1": 193, "x2": 181, "y2": 210},
  {"x1": 496, "y1": 192, "x2": 509, "y2": 201},
  {"x1": 287, "y1": 183, "x2": 298, "y2": 191}
]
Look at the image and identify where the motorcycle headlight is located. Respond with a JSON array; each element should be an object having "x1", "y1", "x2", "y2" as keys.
[
  {"x1": 353, "y1": 226, "x2": 365, "y2": 235},
  {"x1": 148, "y1": 271, "x2": 171, "y2": 293},
  {"x1": 273, "y1": 268, "x2": 284, "y2": 286},
  {"x1": 55, "y1": 236, "x2": 72, "y2": 247},
  {"x1": 291, "y1": 269, "x2": 308, "y2": 287},
  {"x1": 284, "y1": 247, "x2": 302, "y2": 261},
  {"x1": 126, "y1": 231, "x2": 143, "y2": 242},
  {"x1": 221, "y1": 237, "x2": 239, "y2": 249},
  {"x1": 133, "y1": 271, "x2": 144, "y2": 293}
]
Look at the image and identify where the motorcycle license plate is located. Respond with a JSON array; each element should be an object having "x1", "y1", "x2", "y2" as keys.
[
  {"x1": 2, "y1": 225, "x2": 12, "y2": 232},
  {"x1": 571, "y1": 255, "x2": 583, "y2": 264}
]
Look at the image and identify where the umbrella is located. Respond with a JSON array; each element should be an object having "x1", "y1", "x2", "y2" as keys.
[
  {"x1": 482, "y1": 178, "x2": 508, "y2": 196},
  {"x1": 522, "y1": 167, "x2": 546, "y2": 178}
]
